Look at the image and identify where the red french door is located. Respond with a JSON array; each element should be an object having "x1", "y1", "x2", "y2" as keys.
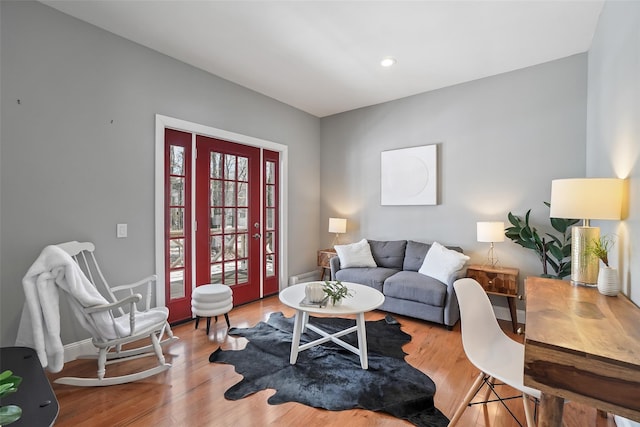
[
  {"x1": 164, "y1": 129, "x2": 193, "y2": 322},
  {"x1": 195, "y1": 135, "x2": 261, "y2": 304},
  {"x1": 163, "y1": 129, "x2": 280, "y2": 322}
]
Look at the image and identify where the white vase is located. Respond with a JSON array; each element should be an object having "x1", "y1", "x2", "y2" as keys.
[
  {"x1": 305, "y1": 282, "x2": 325, "y2": 303},
  {"x1": 597, "y1": 266, "x2": 619, "y2": 296}
]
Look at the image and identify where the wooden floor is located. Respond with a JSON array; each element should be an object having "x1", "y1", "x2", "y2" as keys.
[{"x1": 48, "y1": 295, "x2": 617, "y2": 427}]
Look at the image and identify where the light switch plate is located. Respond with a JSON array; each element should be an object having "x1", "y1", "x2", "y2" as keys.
[{"x1": 116, "y1": 223, "x2": 128, "y2": 238}]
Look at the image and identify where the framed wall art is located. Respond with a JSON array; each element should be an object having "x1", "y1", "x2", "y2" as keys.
[{"x1": 381, "y1": 144, "x2": 438, "y2": 206}]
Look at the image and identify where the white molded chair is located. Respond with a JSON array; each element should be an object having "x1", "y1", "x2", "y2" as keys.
[
  {"x1": 55, "y1": 241, "x2": 178, "y2": 386},
  {"x1": 448, "y1": 278, "x2": 540, "y2": 427}
]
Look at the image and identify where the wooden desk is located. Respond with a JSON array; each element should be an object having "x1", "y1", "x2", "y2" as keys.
[{"x1": 524, "y1": 277, "x2": 640, "y2": 426}]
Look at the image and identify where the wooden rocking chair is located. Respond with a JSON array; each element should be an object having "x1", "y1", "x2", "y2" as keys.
[{"x1": 54, "y1": 241, "x2": 178, "y2": 386}]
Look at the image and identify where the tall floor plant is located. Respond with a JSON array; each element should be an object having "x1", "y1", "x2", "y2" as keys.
[{"x1": 505, "y1": 202, "x2": 579, "y2": 279}]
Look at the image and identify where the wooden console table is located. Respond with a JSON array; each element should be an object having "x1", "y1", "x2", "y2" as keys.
[{"x1": 524, "y1": 277, "x2": 640, "y2": 426}]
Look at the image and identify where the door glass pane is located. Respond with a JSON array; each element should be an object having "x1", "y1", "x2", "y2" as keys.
[
  {"x1": 238, "y1": 157, "x2": 248, "y2": 181},
  {"x1": 224, "y1": 208, "x2": 236, "y2": 231},
  {"x1": 210, "y1": 208, "x2": 223, "y2": 234},
  {"x1": 224, "y1": 182, "x2": 236, "y2": 206},
  {"x1": 225, "y1": 235, "x2": 237, "y2": 261},
  {"x1": 237, "y1": 234, "x2": 247, "y2": 258},
  {"x1": 211, "y1": 152, "x2": 222, "y2": 179},
  {"x1": 265, "y1": 231, "x2": 274, "y2": 254},
  {"x1": 238, "y1": 208, "x2": 248, "y2": 232},
  {"x1": 237, "y1": 260, "x2": 248, "y2": 284},
  {"x1": 266, "y1": 185, "x2": 274, "y2": 207},
  {"x1": 170, "y1": 146, "x2": 185, "y2": 175},
  {"x1": 266, "y1": 208, "x2": 274, "y2": 230},
  {"x1": 238, "y1": 183, "x2": 248, "y2": 207},
  {"x1": 170, "y1": 208, "x2": 184, "y2": 234},
  {"x1": 210, "y1": 235, "x2": 222, "y2": 263},
  {"x1": 210, "y1": 263, "x2": 222, "y2": 284},
  {"x1": 266, "y1": 254, "x2": 274, "y2": 277},
  {"x1": 169, "y1": 270, "x2": 185, "y2": 299},
  {"x1": 170, "y1": 177, "x2": 184, "y2": 205},
  {"x1": 210, "y1": 180, "x2": 222, "y2": 206},
  {"x1": 266, "y1": 161, "x2": 274, "y2": 184},
  {"x1": 225, "y1": 154, "x2": 236, "y2": 180},
  {"x1": 170, "y1": 239, "x2": 185, "y2": 268}
]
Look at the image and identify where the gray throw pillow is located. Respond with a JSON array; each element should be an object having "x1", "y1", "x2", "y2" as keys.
[
  {"x1": 403, "y1": 240, "x2": 431, "y2": 271},
  {"x1": 368, "y1": 240, "x2": 407, "y2": 269}
]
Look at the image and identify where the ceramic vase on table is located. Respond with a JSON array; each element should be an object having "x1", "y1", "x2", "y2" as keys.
[{"x1": 597, "y1": 266, "x2": 620, "y2": 296}]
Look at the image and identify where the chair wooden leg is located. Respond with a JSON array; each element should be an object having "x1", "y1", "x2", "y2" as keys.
[
  {"x1": 206, "y1": 317, "x2": 211, "y2": 335},
  {"x1": 195, "y1": 317, "x2": 200, "y2": 330},
  {"x1": 448, "y1": 371, "x2": 486, "y2": 427},
  {"x1": 224, "y1": 313, "x2": 230, "y2": 328}
]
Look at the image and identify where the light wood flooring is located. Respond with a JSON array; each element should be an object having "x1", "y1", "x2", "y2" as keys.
[{"x1": 48, "y1": 295, "x2": 617, "y2": 427}]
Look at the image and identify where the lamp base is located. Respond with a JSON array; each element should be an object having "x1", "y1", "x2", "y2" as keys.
[{"x1": 570, "y1": 226, "x2": 600, "y2": 286}]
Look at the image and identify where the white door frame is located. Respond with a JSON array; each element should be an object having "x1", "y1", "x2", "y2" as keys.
[{"x1": 154, "y1": 114, "x2": 288, "y2": 308}]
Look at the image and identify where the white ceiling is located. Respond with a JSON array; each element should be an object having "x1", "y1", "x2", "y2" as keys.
[{"x1": 41, "y1": 0, "x2": 605, "y2": 118}]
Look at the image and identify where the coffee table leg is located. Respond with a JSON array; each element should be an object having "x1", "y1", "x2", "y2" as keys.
[
  {"x1": 356, "y1": 312, "x2": 368, "y2": 369},
  {"x1": 290, "y1": 310, "x2": 304, "y2": 364}
]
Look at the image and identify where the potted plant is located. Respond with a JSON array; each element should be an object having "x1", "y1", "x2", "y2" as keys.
[
  {"x1": 323, "y1": 280, "x2": 354, "y2": 305},
  {"x1": 505, "y1": 202, "x2": 579, "y2": 279},
  {"x1": 0, "y1": 370, "x2": 22, "y2": 426},
  {"x1": 585, "y1": 235, "x2": 619, "y2": 296}
]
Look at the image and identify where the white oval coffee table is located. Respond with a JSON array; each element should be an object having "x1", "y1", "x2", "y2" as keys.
[{"x1": 279, "y1": 281, "x2": 385, "y2": 369}]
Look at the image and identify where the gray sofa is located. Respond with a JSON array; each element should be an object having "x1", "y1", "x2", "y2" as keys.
[{"x1": 329, "y1": 239, "x2": 466, "y2": 329}]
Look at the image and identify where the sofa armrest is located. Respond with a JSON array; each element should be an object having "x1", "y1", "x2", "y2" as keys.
[
  {"x1": 329, "y1": 256, "x2": 341, "y2": 280},
  {"x1": 443, "y1": 269, "x2": 466, "y2": 329}
]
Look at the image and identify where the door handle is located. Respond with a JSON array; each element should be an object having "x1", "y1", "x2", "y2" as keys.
[{"x1": 252, "y1": 233, "x2": 261, "y2": 239}]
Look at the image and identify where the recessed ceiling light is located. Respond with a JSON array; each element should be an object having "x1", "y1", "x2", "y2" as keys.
[{"x1": 380, "y1": 57, "x2": 396, "y2": 67}]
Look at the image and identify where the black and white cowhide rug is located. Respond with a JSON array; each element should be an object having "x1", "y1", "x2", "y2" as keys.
[{"x1": 209, "y1": 312, "x2": 449, "y2": 427}]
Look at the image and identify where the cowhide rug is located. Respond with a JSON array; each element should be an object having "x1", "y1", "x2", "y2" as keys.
[{"x1": 209, "y1": 312, "x2": 449, "y2": 427}]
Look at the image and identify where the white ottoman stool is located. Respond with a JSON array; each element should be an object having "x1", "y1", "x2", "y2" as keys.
[{"x1": 192, "y1": 284, "x2": 233, "y2": 335}]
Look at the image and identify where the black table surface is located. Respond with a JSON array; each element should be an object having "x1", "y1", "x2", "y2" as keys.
[{"x1": 0, "y1": 347, "x2": 59, "y2": 427}]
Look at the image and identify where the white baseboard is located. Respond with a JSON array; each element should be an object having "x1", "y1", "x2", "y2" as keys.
[{"x1": 63, "y1": 338, "x2": 96, "y2": 362}]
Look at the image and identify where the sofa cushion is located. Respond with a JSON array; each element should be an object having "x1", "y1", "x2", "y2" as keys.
[
  {"x1": 334, "y1": 267, "x2": 398, "y2": 293},
  {"x1": 368, "y1": 240, "x2": 407, "y2": 269},
  {"x1": 384, "y1": 271, "x2": 447, "y2": 307},
  {"x1": 403, "y1": 240, "x2": 431, "y2": 271},
  {"x1": 418, "y1": 241, "x2": 470, "y2": 284},
  {"x1": 334, "y1": 239, "x2": 377, "y2": 268}
]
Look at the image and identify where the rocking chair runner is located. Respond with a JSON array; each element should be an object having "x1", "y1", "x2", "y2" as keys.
[{"x1": 24, "y1": 241, "x2": 178, "y2": 386}]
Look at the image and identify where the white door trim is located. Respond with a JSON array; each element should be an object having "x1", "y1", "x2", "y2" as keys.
[{"x1": 154, "y1": 114, "x2": 288, "y2": 308}]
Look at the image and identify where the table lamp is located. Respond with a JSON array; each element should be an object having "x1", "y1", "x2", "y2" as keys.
[
  {"x1": 328, "y1": 218, "x2": 347, "y2": 246},
  {"x1": 549, "y1": 178, "x2": 624, "y2": 286},
  {"x1": 477, "y1": 221, "x2": 505, "y2": 267}
]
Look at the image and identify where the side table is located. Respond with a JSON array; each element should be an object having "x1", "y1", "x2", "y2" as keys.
[
  {"x1": 317, "y1": 248, "x2": 337, "y2": 280},
  {"x1": 0, "y1": 347, "x2": 59, "y2": 427},
  {"x1": 466, "y1": 264, "x2": 520, "y2": 333}
]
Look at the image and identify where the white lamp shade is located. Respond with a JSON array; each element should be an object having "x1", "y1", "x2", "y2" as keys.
[
  {"x1": 549, "y1": 178, "x2": 623, "y2": 220},
  {"x1": 328, "y1": 217, "x2": 347, "y2": 234},
  {"x1": 477, "y1": 221, "x2": 505, "y2": 243}
]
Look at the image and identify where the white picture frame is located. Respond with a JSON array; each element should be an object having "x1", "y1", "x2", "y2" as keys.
[{"x1": 381, "y1": 144, "x2": 438, "y2": 206}]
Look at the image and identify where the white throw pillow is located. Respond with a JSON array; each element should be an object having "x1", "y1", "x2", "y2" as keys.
[
  {"x1": 335, "y1": 239, "x2": 377, "y2": 268},
  {"x1": 418, "y1": 241, "x2": 470, "y2": 283}
]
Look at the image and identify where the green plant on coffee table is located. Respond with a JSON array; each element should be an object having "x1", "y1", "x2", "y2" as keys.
[
  {"x1": 0, "y1": 370, "x2": 23, "y2": 425},
  {"x1": 323, "y1": 280, "x2": 353, "y2": 305},
  {"x1": 585, "y1": 235, "x2": 615, "y2": 267}
]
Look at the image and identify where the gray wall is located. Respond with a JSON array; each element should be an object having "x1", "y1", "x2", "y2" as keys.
[
  {"x1": 320, "y1": 55, "x2": 588, "y2": 309},
  {"x1": 587, "y1": 0, "x2": 640, "y2": 306},
  {"x1": 0, "y1": 1, "x2": 321, "y2": 346}
]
